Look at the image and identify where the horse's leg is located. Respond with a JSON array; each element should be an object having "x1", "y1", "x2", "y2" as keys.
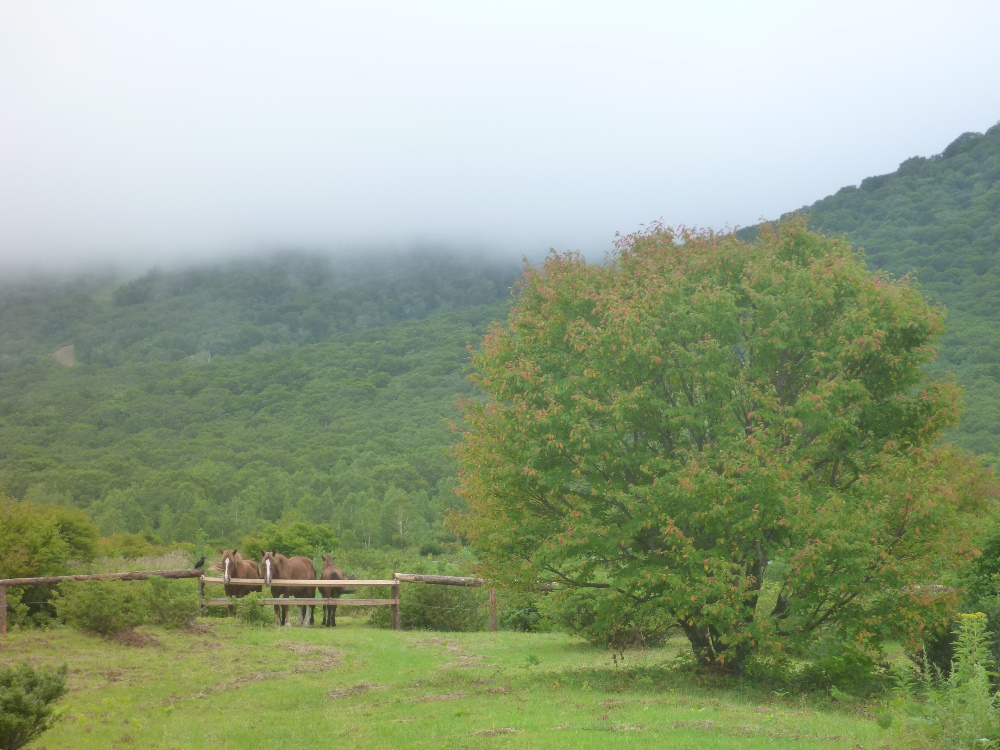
[
  {"x1": 273, "y1": 604, "x2": 281, "y2": 626},
  {"x1": 331, "y1": 603, "x2": 337, "y2": 627}
]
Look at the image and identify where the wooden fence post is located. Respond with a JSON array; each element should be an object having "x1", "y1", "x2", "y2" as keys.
[
  {"x1": 391, "y1": 584, "x2": 400, "y2": 631},
  {"x1": 0, "y1": 585, "x2": 7, "y2": 635},
  {"x1": 489, "y1": 588, "x2": 497, "y2": 632},
  {"x1": 198, "y1": 576, "x2": 205, "y2": 616}
]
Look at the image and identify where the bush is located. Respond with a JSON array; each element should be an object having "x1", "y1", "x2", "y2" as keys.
[
  {"x1": 233, "y1": 592, "x2": 274, "y2": 628},
  {"x1": 0, "y1": 663, "x2": 68, "y2": 750},
  {"x1": 54, "y1": 577, "x2": 198, "y2": 635},
  {"x1": 54, "y1": 580, "x2": 143, "y2": 635},
  {"x1": 497, "y1": 592, "x2": 551, "y2": 633},
  {"x1": 55, "y1": 579, "x2": 148, "y2": 636},
  {"x1": 370, "y1": 583, "x2": 488, "y2": 632},
  {"x1": 96, "y1": 532, "x2": 166, "y2": 559},
  {"x1": 542, "y1": 588, "x2": 672, "y2": 650},
  {"x1": 796, "y1": 637, "x2": 890, "y2": 698},
  {"x1": 239, "y1": 521, "x2": 339, "y2": 560},
  {"x1": 144, "y1": 577, "x2": 198, "y2": 629}
]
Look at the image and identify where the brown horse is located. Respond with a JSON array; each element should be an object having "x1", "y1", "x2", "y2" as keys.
[
  {"x1": 220, "y1": 549, "x2": 263, "y2": 598},
  {"x1": 319, "y1": 554, "x2": 345, "y2": 627},
  {"x1": 261, "y1": 551, "x2": 316, "y2": 626}
]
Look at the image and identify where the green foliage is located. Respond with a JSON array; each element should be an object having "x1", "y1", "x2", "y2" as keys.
[
  {"x1": 0, "y1": 662, "x2": 68, "y2": 750},
  {"x1": 0, "y1": 496, "x2": 102, "y2": 626},
  {"x1": 749, "y1": 123, "x2": 1000, "y2": 462},
  {"x1": 239, "y1": 521, "x2": 340, "y2": 560},
  {"x1": 541, "y1": 589, "x2": 670, "y2": 649},
  {"x1": 795, "y1": 636, "x2": 889, "y2": 698},
  {"x1": 54, "y1": 577, "x2": 197, "y2": 635},
  {"x1": 0, "y1": 496, "x2": 99, "y2": 579},
  {"x1": 0, "y1": 261, "x2": 499, "y2": 549},
  {"x1": 54, "y1": 580, "x2": 148, "y2": 636},
  {"x1": 95, "y1": 532, "x2": 166, "y2": 559},
  {"x1": 496, "y1": 592, "x2": 551, "y2": 633},
  {"x1": 233, "y1": 592, "x2": 275, "y2": 628},
  {"x1": 370, "y1": 581, "x2": 488, "y2": 632},
  {"x1": 892, "y1": 612, "x2": 1000, "y2": 748},
  {"x1": 456, "y1": 219, "x2": 997, "y2": 671},
  {"x1": 143, "y1": 577, "x2": 198, "y2": 629}
]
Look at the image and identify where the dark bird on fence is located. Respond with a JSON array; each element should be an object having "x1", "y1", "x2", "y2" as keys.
[{"x1": 193, "y1": 556, "x2": 205, "y2": 570}]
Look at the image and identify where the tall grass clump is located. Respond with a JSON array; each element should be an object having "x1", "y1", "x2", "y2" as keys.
[{"x1": 892, "y1": 611, "x2": 1000, "y2": 748}]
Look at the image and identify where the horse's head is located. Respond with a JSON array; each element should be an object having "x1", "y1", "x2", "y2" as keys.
[
  {"x1": 220, "y1": 549, "x2": 239, "y2": 584},
  {"x1": 321, "y1": 554, "x2": 344, "y2": 581},
  {"x1": 261, "y1": 550, "x2": 283, "y2": 586}
]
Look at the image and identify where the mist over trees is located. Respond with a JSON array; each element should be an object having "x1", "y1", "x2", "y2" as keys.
[
  {"x1": 0, "y1": 251, "x2": 521, "y2": 550},
  {"x1": 1, "y1": 123, "x2": 999, "y2": 572}
]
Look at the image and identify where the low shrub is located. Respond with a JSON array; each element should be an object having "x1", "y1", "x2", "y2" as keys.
[
  {"x1": 54, "y1": 576, "x2": 198, "y2": 635},
  {"x1": 795, "y1": 636, "x2": 890, "y2": 698},
  {"x1": 233, "y1": 592, "x2": 275, "y2": 628},
  {"x1": 542, "y1": 588, "x2": 672, "y2": 650},
  {"x1": 370, "y1": 583, "x2": 488, "y2": 632},
  {"x1": 144, "y1": 577, "x2": 198, "y2": 629},
  {"x1": 55, "y1": 579, "x2": 148, "y2": 636},
  {"x1": 0, "y1": 662, "x2": 68, "y2": 750},
  {"x1": 497, "y1": 592, "x2": 551, "y2": 633}
]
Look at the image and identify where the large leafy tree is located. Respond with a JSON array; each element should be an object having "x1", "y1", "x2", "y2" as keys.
[{"x1": 455, "y1": 219, "x2": 996, "y2": 670}]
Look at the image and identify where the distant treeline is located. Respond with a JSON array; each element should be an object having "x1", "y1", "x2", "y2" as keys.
[
  {"x1": 0, "y1": 251, "x2": 521, "y2": 549},
  {"x1": 0, "y1": 250, "x2": 520, "y2": 370},
  {"x1": 3, "y1": 122, "x2": 1000, "y2": 551}
]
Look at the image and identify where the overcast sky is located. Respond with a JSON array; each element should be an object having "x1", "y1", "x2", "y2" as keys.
[{"x1": 1, "y1": 1, "x2": 998, "y2": 273}]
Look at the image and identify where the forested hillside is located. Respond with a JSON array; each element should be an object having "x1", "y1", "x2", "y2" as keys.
[
  {"x1": 744, "y1": 122, "x2": 1000, "y2": 461},
  {"x1": 0, "y1": 252, "x2": 520, "y2": 548},
  {"x1": 3, "y1": 122, "x2": 1000, "y2": 551}
]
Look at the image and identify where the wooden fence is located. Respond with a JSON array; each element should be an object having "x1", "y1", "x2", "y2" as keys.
[
  {"x1": 0, "y1": 569, "x2": 498, "y2": 634},
  {"x1": 199, "y1": 576, "x2": 401, "y2": 629},
  {"x1": 0, "y1": 569, "x2": 203, "y2": 634}
]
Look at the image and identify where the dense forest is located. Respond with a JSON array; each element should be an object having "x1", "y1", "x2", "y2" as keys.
[
  {"x1": 2, "y1": 122, "x2": 999, "y2": 550},
  {"x1": 743, "y1": 121, "x2": 1000, "y2": 461},
  {"x1": 0, "y1": 252, "x2": 520, "y2": 549}
]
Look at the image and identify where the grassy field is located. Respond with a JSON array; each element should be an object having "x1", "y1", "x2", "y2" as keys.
[{"x1": 2, "y1": 615, "x2": 886, "y2": 749}]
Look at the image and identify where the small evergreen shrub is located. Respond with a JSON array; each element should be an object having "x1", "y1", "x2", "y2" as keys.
[
  {"x1": 55, "y1": 579, "x2": 148, "y2": 636},
  {"x1": 0, "y1": 663, "x2": 68, "y2": 750},
  {"x1": 144, "y1": 577, "x2": 198, "y2": 629},
  {"x1": 233, "y1": 592, "x2": 274, "y2": 628}
]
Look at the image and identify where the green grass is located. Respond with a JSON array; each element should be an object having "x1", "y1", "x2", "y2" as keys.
[{"x1": 2, "y1": 617, "x2": 885, "y2": 749}]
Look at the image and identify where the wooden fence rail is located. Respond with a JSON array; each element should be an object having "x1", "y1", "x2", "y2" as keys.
[
  {"x1": 0, "y1": 569, "x2": 499, "y2": 634},
  {"x1": 199, "y1": 575, "x2": 401, "y2": 628},
  {"x1": 0, "y1": 569, "x2": 203, "y2": 634}
]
